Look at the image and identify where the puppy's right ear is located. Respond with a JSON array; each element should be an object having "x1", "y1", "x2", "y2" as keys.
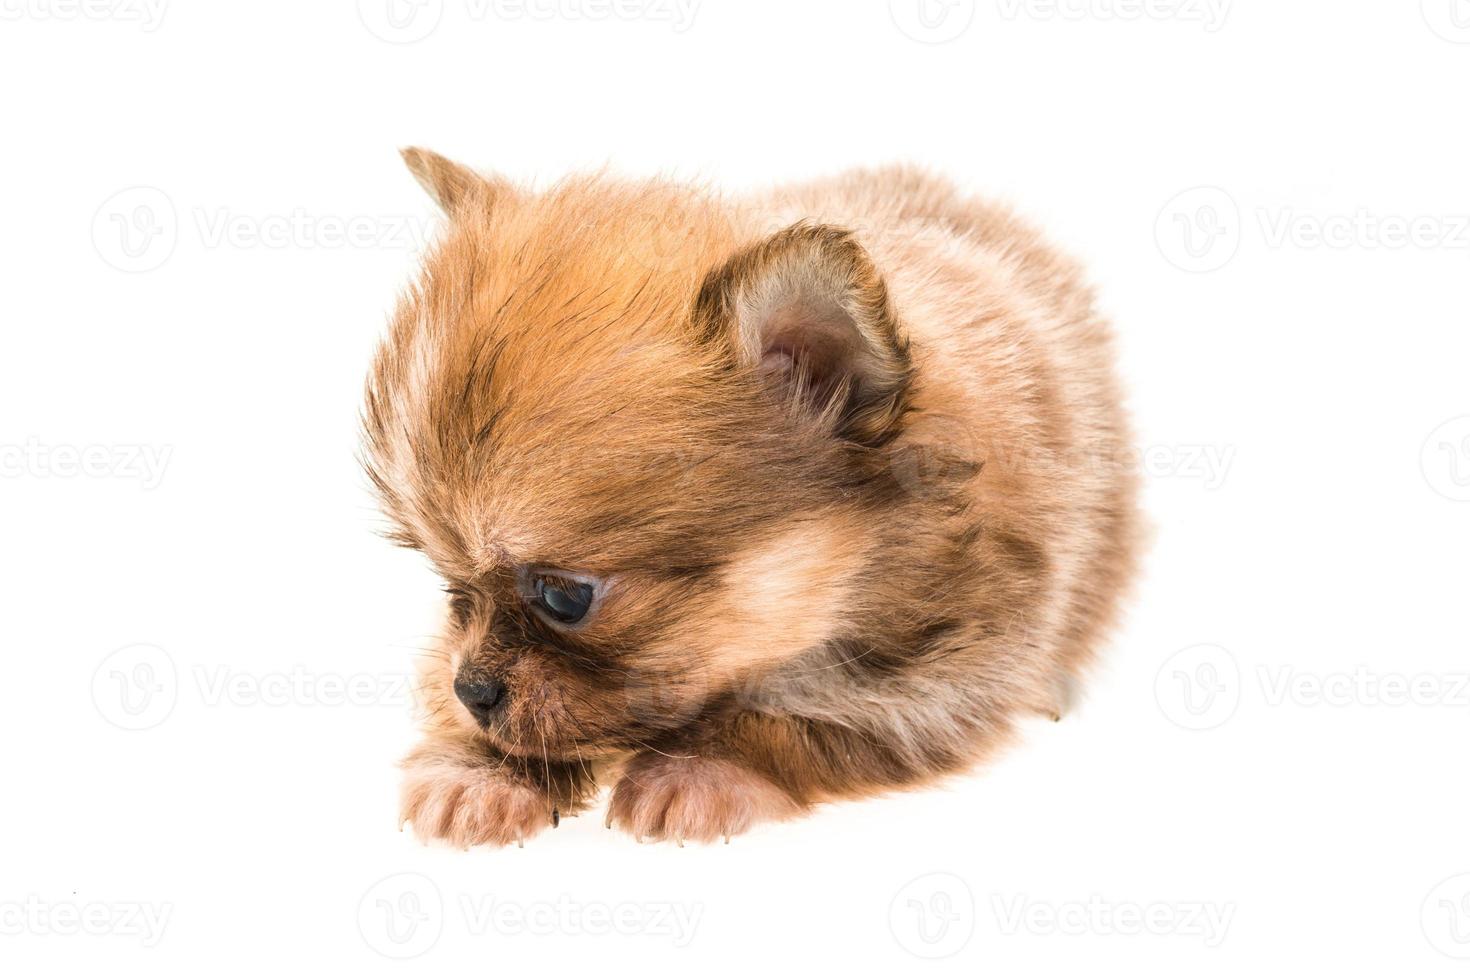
[
  {"x1": 693, "y1": 222, "x2": 913, "y2": 447},
  {"x1": 399, "y1": 147, "x2": 502, "y2": 213}
]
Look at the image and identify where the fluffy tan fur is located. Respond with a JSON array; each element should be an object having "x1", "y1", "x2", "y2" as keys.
[{"x1": 365, "y1": 149, "x2": 1138, "y2": 847}]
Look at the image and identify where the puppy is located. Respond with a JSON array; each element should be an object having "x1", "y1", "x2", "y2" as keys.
[{"x1": 363, "y1": 149, "x2": 1138, "y2": 846}]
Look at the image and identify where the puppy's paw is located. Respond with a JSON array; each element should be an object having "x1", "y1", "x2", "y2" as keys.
[
  {"x1": 400, "y1": 754, "x2": 558, "y2": 849},
  {"x1": 607, "y1": 755, "x2": 802, "y2": 845}
]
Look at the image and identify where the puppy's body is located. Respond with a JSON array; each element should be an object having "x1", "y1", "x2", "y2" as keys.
[{"x1": 365, "y1": 152, "x2": 1137, "y2": 846}]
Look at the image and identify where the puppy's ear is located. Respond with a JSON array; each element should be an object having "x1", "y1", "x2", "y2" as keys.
[
  {"x1": 399, "y1": 147, "x2": 502, "y2": 213},
  {"x1": 694, "y1": 222, "x2": 913, "y2": 446}
]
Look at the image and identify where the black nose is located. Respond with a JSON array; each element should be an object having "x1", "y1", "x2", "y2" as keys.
[{"x1": 454, "y1": 673, "x2": 507, "y2": 726}]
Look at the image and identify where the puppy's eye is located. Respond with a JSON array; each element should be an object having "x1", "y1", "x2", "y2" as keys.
[
  {"x1": 528, "y1": 572, "x2": 596, "y2": 626},
  {"x1": 445, "y1": 586, "x2": 474, "y2": 626}
]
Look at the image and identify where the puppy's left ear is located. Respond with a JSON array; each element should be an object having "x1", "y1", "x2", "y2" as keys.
[
  {"x1": 694, "y1": 222, "x2": 913, "y2": 446},
  {"x1": 400, "y1": 147, "x2": 504, "y2": 214}
]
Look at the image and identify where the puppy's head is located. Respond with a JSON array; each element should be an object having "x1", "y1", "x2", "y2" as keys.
[{"x1": 364, "y1": 149, "x2": 918, "y2": 760}]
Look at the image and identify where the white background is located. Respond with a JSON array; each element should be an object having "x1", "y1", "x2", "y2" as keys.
[{"x1": 2, "y1": 1, "x2": 1467, "y2": 976}]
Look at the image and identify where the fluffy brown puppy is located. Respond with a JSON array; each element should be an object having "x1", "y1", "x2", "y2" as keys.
[{"x1": 363, "y1": 149, "x2": 1138, "y2": 847}]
